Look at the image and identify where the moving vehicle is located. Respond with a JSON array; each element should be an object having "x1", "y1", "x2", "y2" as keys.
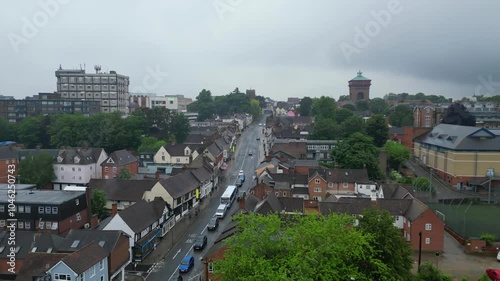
[
  {"x1": 486, "y1": 268, "x2": 500, "y2": 281},
  {"x1": 179, "y1": 256, "x2": 194, "y2": 273},
  {"x1": 248, "y1": 149, "x2": 253, "y2": 156},
  {"x1": 221, "y1": 185, "x2": 238, "y2": 208},
  {"x1": 256, "y1": 136, "x2": 260, "y2": 140},
  {"x1": 207, "y1": 217, "x2": 219, "y2": 231},
  {"x1": 235, "y1": 178, "x2": 243, "y2": 187},
  {"x1": 238, "y1": 170, "x2": 245, "y2": 182},
  {"x1": 194, "y1": 235, "x2": 208, "y2": 251},
  {"x1": 215, "y1": 204, "x2": 228, "y2": 219}
]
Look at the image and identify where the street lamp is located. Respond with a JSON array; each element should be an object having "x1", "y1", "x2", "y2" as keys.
[{"x1": 487, "y1": 168, "x2": 494, "y2": 204}]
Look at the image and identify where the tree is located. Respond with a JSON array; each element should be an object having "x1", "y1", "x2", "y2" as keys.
[
  {"x1": 138, "y1": 136, "x2": 166, "y2": 153},
  {"x1": 441, "y1": 102, "x2": 476, "y2": 126},
  {"x1": 249, "y1": 99, "x2": 262, "y2": 120},
  {"x1": 298, "y1": 97, "x2": 313, "y2": 116},
  {"x1": 117, "y1": 167, "x2": 132, "y2": 179},
  {"x1": 369, "y1": 98, "x2": 389, "y2": 115},
  {"x1": 340, "y1": 115, "x2": 366, "y2": 138},
  {"x1": 255, "y1": 95, "x2": 266, "y2": 108},
  {"x1": 171, "y1": 113, "x2": 191, "y2": 143},
  {"x1": 357, "y1": 208, "x2": 413, "y2": 280},
  {"x1": 335, "y1": 108, "x2": 354, "y2": 124},
  {"x1": 214, "y1": 213, "x2": 394, "y2": 280},
  {"x1": 91, "y1": 189, "x2": 108, "y2": 218},
  {"x1": 366, "y1": 115, "x2": 389, "y2": 147},
  {"x1": 332, "y1": 132, "x2": 382, "y2": 179},
  {"x1": 342, "y1": 104, "x2": 357, "y2": 111},
  {"x1": 18, "y1": 153, "x2": 55, "y2": 188},
  {"x1": 413, "y1": 177, "x2": 430, "y2": 191},
  {"x1": 356, "y1": 100, "x2": 369, "y2": 111},
  {"x1": 312, "y1": 96, "x2": 336, "y2": 119},
  {"x1": 384, "y1": 141, "x2": 410, "y2": 170},
  {"x1": 0, "y1": 118, "x2": 16, "y2": 141},
  {"x1": 16, "y1": 116, "x2": 42, "y2": 148},
  {"x1": 389, "y1": 105, "x2": 414, "y2": 127},
  {"x1": 338, "y1": 95, "x2": 350, "y2": 101},
  {"x1": 311, "y1": 118, "x2": 340, "y2": 140},
  {"x1": 414, "y1": 262, "x2": 452, "y2": 281},
  {"x1": 195, "y1": 89, "x2": 216, "y2": 121}
]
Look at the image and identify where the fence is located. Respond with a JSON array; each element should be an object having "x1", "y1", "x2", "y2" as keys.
[{"x1": 427, "y1": 202, "x2": 500, "y2": 239}]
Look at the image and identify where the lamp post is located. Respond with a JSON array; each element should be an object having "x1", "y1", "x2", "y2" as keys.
[
  {"x1": 487, "y1": 168, "x2": 494, "y2": 204},
  {"x1": 429, "y1": 168, "x2": 433, "y2": 201}
]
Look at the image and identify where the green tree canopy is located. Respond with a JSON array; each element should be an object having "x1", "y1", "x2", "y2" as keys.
[
  {"x1": 369, "y1": 98, "x2": 389, "y2": 115},
  {"x1": 171, "y1": 113, "x2": 191, "y2": 143},
  {"x1": 335, "y1": 108, "x2": 355, "y2": 124},
  {"x1": 311, "y1": 118, "x2": 340, "y2": 140},
  {"x1": 389, "y1": 105, "x2": 414, "y2": 127},
  {"x1": 384, "y1": 141, "x2": 410, "y2": 170},
  {"x1": 249, "y1": 99, "x2": 262, "y2": 120},
  {"x1": 196, "y1": 89, "x2": 216, "y2": 121},
  {"x1": 413, "y1": 177, "x2": 430, "y2": 191},
  {"x1": 366, "y1": 115, "x2": 389, "y2": 147},
  {"x1": 298, "y1": 96, "x2": 313, "y2": 116},
  {"x1": 342, "y1": 104, "x2": 357, "y2": 111},
  {"x1": 18, "y1": 152, "x2": 56, "y2": 188},
  {"x1": 312, "y1": 96, "x2": 336, "y2": 120},
  {"x1": 357, "y1": 208, "x2": 413, "y2": 280},
  {"x1": 0, "y1": 118, "x2": 16, "y2": 141},
  {"x1": 16, "y1": 116, "x2": 42, "y2": 148},
  {"x1": 117, "y1": 167, "x2": 132, "y2": 179},
  {"x1": 441, "y1": 102, "x2": 476, "y2": 126},
  {"x1": 356, "y1": 100, "x2": 369, "y2": 111},
  {"x1": 341, "y1": 115, "x2": 366, "y2": 138},
  {"x1": 137, "y1": 136, "x2": 166, "y2": 153},
  {"x1": 215, "y1": 213, "x2": 394, "y2": 281},
  {"x1": 91, "y1": 189, "x2": 108, "y2": 218},
  {"x1": 332, "y1": 132, "x2": 382, "y2": 179}
]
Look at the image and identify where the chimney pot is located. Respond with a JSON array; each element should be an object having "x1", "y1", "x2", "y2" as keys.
[
  {"x1": 111, "y1": 203, "x2": 118, "y2": 217},
  {"x1": 90, "y1": 215, "x2": 99, "y2": 229}
]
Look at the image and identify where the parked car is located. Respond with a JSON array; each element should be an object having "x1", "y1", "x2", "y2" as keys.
[
  {"x1": 497, "y1": 250, "x2": 500, "y2": 261},
  {"x1": 486, "y1": 268, "x2": 500, "y2": 281},
  {"x1": 236, "y1": 178, "x2": 243, "y2": 187},
  {"x1": 238, "y1": 170, "x2": 245, "y2": 182},
  {"x1": 215, "y1": 204, "x2": 228, "y2": 219},
  {"x1": 207, "y1": 217, "x2": 219, "y2": 231},
  {"x1": 194, "y1": 235, "x2": 208, "y2": 251},
  {"x1": 179, "y1": 256, "x2": 194, "y2": 273}
]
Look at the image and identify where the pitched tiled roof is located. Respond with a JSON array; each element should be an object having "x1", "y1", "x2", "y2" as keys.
[
  {"x1": 16, "y1": 253, "x2": 69, "y2": 281},
  {"x1": 159, "y1": 171, "x2": 199, "y2": 198},
  {"x1": 101, "y1": 149, "x2": 138, "y2": 166},
  {"x1": 118, "y1": 197, "x2": 168, "y2": 233},
  {"x1": 293, "y1": 159, "x2": 320, "y2": 167},
  {"x1": 280, "y1": 197, "x2": 304, "y2": 213},
  {"x1": 55, "y1": 148, "x2": 105, "y2": 165},
  {"x1": 190, "y1": 166, "x2": 212, "y2": 183},
  {"x1": 266, "y1": 173, "x2": 308, "y2": 185},
  {"x1": 60, "y1": 241, "x2": 108, "y2": 274},
  {"x1": 0, "y1": 146, "x2": 17, "y2": 160},
  {"x1": 333, "y1": 169, "x2": 369, "y2": 183},
  {"x1": 404, "y1": 199, "x2": 429, "y2": 222},
  {"x1": 164, "y1": 143, "x2": 188, "y2": 157},
  {"x1": 16, "y1": 148, "x2": 59, "y2": 161},
  {"x1": 89, "y1": 179, "x2": 156, "y2": 202},
  {"x1": 0, "y1": 231, "x2": 66, "y2": 259},
  {"x1": 58, "y1": 229, "x2": 128, "y2": 254}
]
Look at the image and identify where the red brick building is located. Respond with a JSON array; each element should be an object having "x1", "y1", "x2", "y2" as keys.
[
  {"x1": 0, "y1": 146, "x2": 18, "y2": 184},
  {"x1": 101, "y1": 149, "x2": 138, "y2": 179}
]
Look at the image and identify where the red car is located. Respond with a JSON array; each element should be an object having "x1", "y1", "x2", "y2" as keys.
[{"x1": 486, "y1": 269, "x2": 500, "y2": 281}]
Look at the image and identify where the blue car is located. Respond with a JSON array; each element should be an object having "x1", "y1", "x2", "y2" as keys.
[{"x1": 179, "y1": 255, "x2": 194, "y2": 273}]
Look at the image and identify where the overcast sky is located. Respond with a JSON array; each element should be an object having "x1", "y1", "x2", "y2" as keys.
[{"x1": 1, "y1": 0, "x2": 499, "y2": 101}]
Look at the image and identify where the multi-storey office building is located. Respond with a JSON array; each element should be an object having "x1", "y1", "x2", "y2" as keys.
[{"x1": 55, "y1": 67, "x2": 129, "y2": 114}]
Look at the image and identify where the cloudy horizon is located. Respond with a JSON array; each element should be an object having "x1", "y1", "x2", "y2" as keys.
[{"x1": 1, "y1": 0, "x2": 499, "y2": 101}]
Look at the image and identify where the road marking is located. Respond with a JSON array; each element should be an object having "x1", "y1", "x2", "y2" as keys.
[
  {"x1": 201, "y1": 225, "x2": 208, "y2": 234},
  {"x1": 172, "y1": 249, "x2": 181, "y2": 260}
]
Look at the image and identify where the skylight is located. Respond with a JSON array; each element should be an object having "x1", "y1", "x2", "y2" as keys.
[
  {"x1": 47, "y1": 247, "x2": 53, "y2": 253},
  {"x1": 31, "y1": 247, "x2": 37, "y2": 252},
  {"x1": 71, "y1": 240, "x2": 80, "y2": 248},
  {"x1": 0, "y1": 246, "x2": 5, "y2": 253},
  {"x1": 98, "y1": 241, "x2": 106, "y2": 247}
]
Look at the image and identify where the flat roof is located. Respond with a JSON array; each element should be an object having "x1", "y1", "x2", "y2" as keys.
[
  {"x1": 0, "y1": 184, "x2": 36, "y2": 190},
  {"x1": 0, "y1": 190, "x2": 85, "y2": 204}
]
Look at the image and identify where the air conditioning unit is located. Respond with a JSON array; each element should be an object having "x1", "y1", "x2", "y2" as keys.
[{"x1": 84, "y1": 223, "x2": 90, "y2": 229}]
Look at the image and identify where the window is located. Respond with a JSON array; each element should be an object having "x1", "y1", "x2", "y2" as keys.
[
  {"x1": 112, "y1": 167, "x2": 117, "y2": 172},
  {"x1": 425, "y1": 238, "x2": 431, "y2": 245},
  {"x1": 18, "y1": 222, "x2": 24, "y2": 229},
  {"x1": 46, "y1": 222, "x2": 52, "y2": 229},
  {"x1": 275, "y1": 192, "x2": 279, "y2": 196},
  {"x1": 39, "y1": 221, "x2": 44, "y2": 229},
  {"x1": 78, "y1": 273, "x2": 84, "y2": 281},
  {"x1": 314, "y1": 187, "x2": 321, "y2": 192},
  {"x1": 314, "y1": 179, "x2": 320, "y2": 184},
  {"x1": 72, "y1": 167, "x2": 75, "y2": 171},
  {"x1": 0, "y1": 206, "x2": 4, "y2": 212},
  {"x1": 425, "y1": 223, "x2": 432, "y2": 231},
  {"x1": 105, "y1": 167, "x2": 109, "y2": 172},
  {"x1": 76, "y1": 213, "x2": 82, "y2": 221},
  {"x1": 407, "y1": 234, "x2": 410, "y2": 241},
  {"x1": 25, "y1": 206, "x2": 31, "y2": 213},
  {"x1": 407, "y1": 221, "x2": 410, "y2": 227},
  {"x1": 52, "y1": 222, "x2": 58, "y2": 230},
  {"x1": 343, "y1": 182, "x2": 348, "y2": 188},
  {"x1": 328, "y1": 182, "x2": 333, "y2": 188},
  {"x1": 54, "y1": 273, "x2": 72, "y2": 280},
  {"x1": 38, "y1": 207, "x2": 45, "y2": 214},
  {"x1": 25, "y1": 222, "x2": 31, "y2": 229},
  {"x1": 17, "y1": 206, "x2": 24, "y2": 213},
  {"x1": 52, "y1": 207, "x2": 58, "y2": 214},
  {"x1": 45, "y1": 207, "x2": 51, "y2": 214},
  {"x1": 283, "y1": 192, "x2": 287, "y2": 197},
  {"x1": 76, "y1": 199, "x2": 80, "y2": 205},
  {"x1": 90, "y1": 265, "x2": 96, "y2": 277},
  {"x1": 100, "y1": 276, "x2": 104, "y2": 281},
  {"x1": 208, "y1": 263, "x2": 214, "y2": 273},
  {"x1": 0, "y1": 220, "x2": 5, "y2": 227}
]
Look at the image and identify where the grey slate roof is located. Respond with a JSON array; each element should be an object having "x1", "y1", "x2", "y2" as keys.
[
  {"x1": 16, "y1": 253, "x2": 69, "y2": 281},
  {"x1": 58, "y1": 229, "x2": 129, "y2": 254},
  {"x1": 17, "y1": 148, "x2": 59, "y2": 161},
  {"x1": 292, "y1": 187, "x2": 309, "y2": 195},
  {"x1": 0, "y1": 190, "x2": 85, "y2": 204},
  {"x1": 389, "y1": 127, "x2": 404, "y2": 135},
  {"x1": 89, "y1": 179, "x2": 156, "y2": 202},
  {"x1": 159, "y1": 171, "x2": 199, "y2": 198},
  {"x1": 267, "y1": 173, "x2": 309, "y2": 185},
  {"x1": 163, "y1": 143, "x2": 188, "y2": 156},
  {"x1": 0, "y1": 231, "x2": 67, "y2": 259},
  {"x1": 0, "y1": 146, "x2": 17, "y2": 160},
  {"x1": 190, "y1": 166, "x2": 213, "y2": 183},
  {"x1": 118, "y1": 197, "x2": 168, "y2": 233},
  {"x1": 253, "y1": 192, "x2": 304, "y2": 215},
  {"x1": 414, "y1": 124, "x2": 500, "y2": 151},
  {"x1": 293, "y1": 159, "x2": 320, "y2": 167},
  {"x1": 101, "y1": 149, "x2": 138, "y2": 166},
  {"x1": 60, "y1": 241, "x2": 108, "y2": 275},
  {"x1": 55, "y1": 147, "x2": 105, "y2": 165}
]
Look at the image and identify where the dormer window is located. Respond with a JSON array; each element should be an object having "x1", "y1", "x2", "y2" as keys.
[
  {"x1": 74, "y1": 156, "x2": 80, "y2": 164},
  {"x1": 57, "y1": 156, "x2": 63, "y2": 163}
]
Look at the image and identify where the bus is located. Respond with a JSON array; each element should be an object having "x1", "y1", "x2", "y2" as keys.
[{"x1": 220, "y1": 185, "x2": 237, "y2": 208}]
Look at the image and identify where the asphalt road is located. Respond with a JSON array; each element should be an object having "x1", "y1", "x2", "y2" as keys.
[{"x1": 147, "y1": 117, "x2": 267, "y2": 281}]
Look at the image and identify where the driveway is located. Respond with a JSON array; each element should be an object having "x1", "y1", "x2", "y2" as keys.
[{"x1": 412, "y1": 232, "x2": 499, "y2": 280}]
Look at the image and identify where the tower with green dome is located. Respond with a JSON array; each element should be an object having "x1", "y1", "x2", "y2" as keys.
[{"x1": 348, "y1": 71, "x2": 371, "y2": 101}]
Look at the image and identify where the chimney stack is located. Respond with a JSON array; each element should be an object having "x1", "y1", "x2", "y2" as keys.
[
  {"x1": 111, "y1": 203, "x2": 118, "y2": 217},
  {"x1": 90, "y1": 214, "x2": 99, "y2": 229},
  {"x1": 155, "y1": 171, "x2": 160, "y2": 180}
]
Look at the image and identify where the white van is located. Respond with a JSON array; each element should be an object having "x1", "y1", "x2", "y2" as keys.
[{"x1": 215, "y1": 204, "x2": 228, "y2": 219}]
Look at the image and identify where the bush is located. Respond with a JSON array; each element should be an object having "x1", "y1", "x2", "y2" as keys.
[
  {"x1": 478, "y1": 274, "x2": 490, "y2": 281},
  {"x1": 480, "y1": 233, "x2": 496, "y2": 245}
]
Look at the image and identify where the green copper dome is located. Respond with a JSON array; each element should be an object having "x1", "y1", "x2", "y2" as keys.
[{"x1": 351, "y1": 71, "x2": 370, "y2": 81}]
